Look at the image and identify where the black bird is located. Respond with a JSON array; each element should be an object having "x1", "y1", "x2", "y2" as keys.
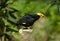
[{"x1": 7, "y1": 13, "x2": 44, "y2": 29}]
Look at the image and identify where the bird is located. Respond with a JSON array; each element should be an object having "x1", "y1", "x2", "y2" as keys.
[{"x1": 7, "y1": 13, "x2": 44, "y2": 29}]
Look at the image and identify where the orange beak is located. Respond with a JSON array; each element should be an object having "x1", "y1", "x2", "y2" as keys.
[{"x1": 37, "y1": 13, "x2": 44, "y2": 17}]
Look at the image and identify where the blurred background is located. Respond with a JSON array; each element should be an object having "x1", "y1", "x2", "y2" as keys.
[{"x1": 0, "y1": 0, "x2": 60, "y2": 41}]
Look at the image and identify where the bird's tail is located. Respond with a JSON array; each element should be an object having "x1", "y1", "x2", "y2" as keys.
[{"x1": 7, "y1": 19, "x2": 17, "y2": 26}]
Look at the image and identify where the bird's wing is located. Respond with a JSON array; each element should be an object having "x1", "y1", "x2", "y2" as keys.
[{"x1": 16, "y1": 15, "x2": 34, "y2": 25}]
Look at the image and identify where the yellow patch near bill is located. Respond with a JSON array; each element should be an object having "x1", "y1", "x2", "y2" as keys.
[{"x1": 22, "y1": 23, "x2": 26, "y2": 24}]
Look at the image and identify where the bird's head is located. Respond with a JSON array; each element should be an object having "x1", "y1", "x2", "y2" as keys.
[{"x1": 37, "y1": 13, "x2": 44, "y2": 17}]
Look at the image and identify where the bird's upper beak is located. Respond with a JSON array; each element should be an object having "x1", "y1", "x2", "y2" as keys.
[{"x1": 37, "y1": 13, "x2": 44, "y2": 17}]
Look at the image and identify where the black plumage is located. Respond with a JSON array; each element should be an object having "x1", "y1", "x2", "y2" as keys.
[{"x1": 16, "y1": 14, "x2": 40, "y2": 27}]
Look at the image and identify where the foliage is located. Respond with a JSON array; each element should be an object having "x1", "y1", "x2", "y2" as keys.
[{"x1": 0, "y1": 0, "x2": 60, "y2": 41}]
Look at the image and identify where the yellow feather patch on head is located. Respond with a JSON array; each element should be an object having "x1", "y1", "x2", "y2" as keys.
[
  {"x1": 22, "y1": 22, "x2": 26, "y2": 24},
  {"x1": 37, "y1": 13, "x2": 44, "y2": 17}
]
